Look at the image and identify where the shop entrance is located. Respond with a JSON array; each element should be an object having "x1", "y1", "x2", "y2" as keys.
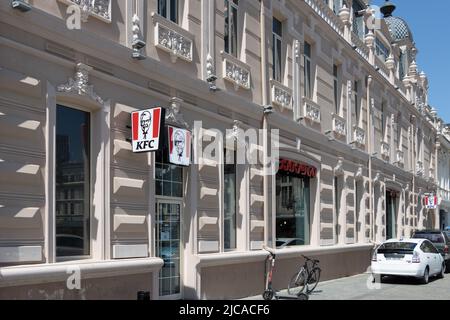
[
  {"x1": 156, "y1": 199, "x2": 182, "y2": 300},
  {"x1": 386, "y1": 190, "x2": 398, "y2": 240},
  {"x1": 155, "y1": 146, "x2": 184, "y2": 300}
]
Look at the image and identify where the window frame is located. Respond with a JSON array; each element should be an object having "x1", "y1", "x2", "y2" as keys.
[
  {"x1": 224, "y1": 0, "x2": 239, "y2": 58},
  {"x1": 158, "y1": 0, "x2": 179, "y2": 24},
  {"x1": 333, "y1": 64, "x2": 340, "y2": 114},
  {"x1": 272, "y1": 17, "x2": 283, "y2": 83}
]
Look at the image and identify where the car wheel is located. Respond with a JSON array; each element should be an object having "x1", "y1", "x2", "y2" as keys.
[
  {"x1": 438, "y1": 263, "x2": 445, "y2": 279},
  {"x1": 446, "y1": 261, "x2": 450, "y2": 274},
  {"x1": 421, "y1": 267, "x2": 429, "y2": 284}
]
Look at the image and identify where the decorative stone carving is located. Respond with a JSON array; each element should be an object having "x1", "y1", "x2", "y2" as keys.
[
  {"x1": 271, "y1": 80, "x2": 292, "y2": 110},
  {"x1": 131, "y1": 14, "x2": 146, "y2": 59},
  {"x1": 222, "y1": 53, "x2": 251, "y2": 91},
  {"x1": 154, "y1": 16, "x2": 193, "y2": 63},
  {"x1": 353, "y1": 126, "x2": 366, "y2": 145},
  {"x1": 57, "y1": 63, "x2": 104, "y2": 104},
  {"x1": 334, "y1": 158, "x2": 344, "y2": 176},
  {"x1": 61, "y1": 0, "x2": 111, "y2": 22},
  {"x1": 355, "y1": 165, "x2": 364, "y2": 181},
  {"x1": 381, "y1": 141, "x2": 390, "y2": 159},
  {"x1": 165, "y1": 97, "x2": 189, "y2": 129},
  {"x1": 206, "y1": 53, "x2": 215, "y2": 80},
  {"x1": 396, "y1": 149, "x2": 404, "y2": 165},
  {"x1": 294, "y1": 40, "x2": 301, "y2": 59}
]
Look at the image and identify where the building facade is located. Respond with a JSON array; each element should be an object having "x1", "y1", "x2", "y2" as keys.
[{"x1": 0, "y1": 0, "x2": 445, "y2": 299}]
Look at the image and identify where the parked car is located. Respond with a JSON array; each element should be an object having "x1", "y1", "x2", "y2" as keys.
[
  {"x1": 371, "y1": 238, "x2": 445, "y2": 284},
  {"x1": 276, "y1": 238, "x2": 305, "y2": 248},
  {"x1": 412, "y1": 230, "x2": 450, "y2": 269}
]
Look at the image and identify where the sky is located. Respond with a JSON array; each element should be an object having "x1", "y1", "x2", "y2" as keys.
[{"x1": 372, "y1": 0, "x2": 450, "y2": 123}]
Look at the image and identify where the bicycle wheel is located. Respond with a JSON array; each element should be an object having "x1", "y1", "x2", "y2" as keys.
[
  {"x1": 287, "y1": 267, "x2": 308, "y2": 296},
  {"x1": 306, "y1": 267, "x2": 321, "y2": 294}
]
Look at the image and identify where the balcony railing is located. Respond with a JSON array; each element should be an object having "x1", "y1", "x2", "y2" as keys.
[
  {"x1": 375, "y1": 56, "x2": 390, "y2": 81},
  {"x1": 351, "y1": 32, "x2": 369, "y2": 62},
  {"x1": 416, "y1": 161, "x2": 424, "y2": 176},
  {"x1": 222, "y1": 52, "x2": 251, "y2": 91},
  {"x1": 353, "y1": 126, "x2": 366, "y2": 146},
  {"x1": 302, "y1": 98, "x2": 321, "y2": 123},
  {"x1": 59, "y1": 0, "x2": 111, "y2": 22},
  {"x1": 271, "y1": 80, "x2": 292, "y2": 110},
  {"x1": 153, "y1": 13, "x2": 194, "y2": 63},
  {"x1": 304, "y1": 0, "x2": 345, "y2": 37},
  {"x1": 332, "y1": 113, "x2": 346, "y2": 137}
]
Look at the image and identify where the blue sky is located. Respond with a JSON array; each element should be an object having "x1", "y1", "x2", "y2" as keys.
[{"x1": 372, "y1": 0, "x2": 450, "y2": 123}]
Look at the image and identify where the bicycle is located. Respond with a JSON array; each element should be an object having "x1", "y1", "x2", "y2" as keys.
[
  {"x1": 287, "y1": 255, "x2": 321, "y2": 296},
  {"x1": 262, "y1": 245, "x2": 309, "y2": 301}
]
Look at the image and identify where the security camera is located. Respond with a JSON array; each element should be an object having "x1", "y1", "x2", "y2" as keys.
[
  {"x1": 206, "y1": 75, "x2": 218, "y2": 83},
  {"x1": 132, "y1": 39, "x2": 146, "y2": 50},
  {"x1": 263, "y1": 105, "x2": 273, "y2": 114},
  {"x1": 132, "y1": 51, "x2": 146, "y2": 60}
]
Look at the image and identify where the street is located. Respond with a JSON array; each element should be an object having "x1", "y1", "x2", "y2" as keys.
[{"x1": 244, "y1": 272, "x2": 450, "y2": 300}]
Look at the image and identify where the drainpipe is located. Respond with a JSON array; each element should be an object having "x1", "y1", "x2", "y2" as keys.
[
  {"x1": 260, "y1": 0, "x2": 270, "y2": 247},
  {"x1": 411, "y1": 115, "x2": 416, "y2": 233},
  {"x1": 367, "y1": 75, "x2": 374, "y2": 242}
]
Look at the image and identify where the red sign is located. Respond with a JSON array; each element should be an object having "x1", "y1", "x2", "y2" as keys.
[
  {"x1": 278, "y1": 159, "x2": 317, "y2": 178},
  {"x1": 131, "y1": 107, "x2": 165, "y2": 153}
]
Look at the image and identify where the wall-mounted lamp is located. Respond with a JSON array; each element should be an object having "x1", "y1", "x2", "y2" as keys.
[
  {"x1": 12, "y1": 0, "x2": 31, "y2": 12},
  {"x1": 206, "y1": 75, "x2": 218, "y2": 92},
  {"x1": 324, "y1": 130, "x2": 335, "y2": 141},
  {"x1": 263, "y1": 105, "x2": 273, "y2": 115}
]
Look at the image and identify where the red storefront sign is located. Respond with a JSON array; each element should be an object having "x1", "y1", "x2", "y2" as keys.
[{"x1": 278, "y1": 159, "x2": 317, "y2": 178}]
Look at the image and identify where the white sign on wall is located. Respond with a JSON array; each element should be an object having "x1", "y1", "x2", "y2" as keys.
[
  {"x1": 131, "y1": 107, "x2": 164, "y2": 153},
  {"x1": 168, "y1": 126, "x2": 191, "y2": 166}
]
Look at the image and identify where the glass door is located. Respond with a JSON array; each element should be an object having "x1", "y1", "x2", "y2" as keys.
[{"x1": 156, "y1": 200, "x2": 182, "y2": 300}]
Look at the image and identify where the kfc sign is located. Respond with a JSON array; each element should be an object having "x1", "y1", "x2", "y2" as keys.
[
  {"x1": 131, "y1": 107, "x2": 165, "y2": 153},
  {"x1": 168, "y1": 126, "x2": 191, "y2": 166},
  {"x1": 423, "y1": 194, "x2": 438, "y2": 209},
  {"x1": 278, "y1": 159, "x2": 317, "y2": 178}
]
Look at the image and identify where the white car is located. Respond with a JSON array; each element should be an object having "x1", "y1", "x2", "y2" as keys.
[{"x1": 371, "y1": 238, "x2": 445, "y2": 284}]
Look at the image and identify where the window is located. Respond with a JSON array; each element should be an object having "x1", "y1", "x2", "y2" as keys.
[
  {"x1": 354, "y1": 80, "x2": 360, "y2": 121},
  {"x1": 352, "y1": 0, "x2": 365, "y2": 40},
  {"x1": 272, "y1": 17, "x2": 283, "y2": 83},
  {"x1": 333, "y1": 0, "x2": 343, "y2": 14},
  {"x1": 334, "y1": 176, "x2": 341, "y2": 241},
  {"x1": 375, "y1": 38, "x2": 390, "y2": 62},
  {"x1": 333, "y1": 64, "x2": 339, "y2": 113},
  {"x1": 224, "y1": 149, "x2": 237, "y2": 250},
  {"x1": 55, "y1": 105, "x2": 91, "y2": 258},
  {"x1": 155, "y1": 146, "x2": 183, "y2": 198},
  {"x1": 381, "y1": 102, "x2": 386, "y2": 140},
  {"x1": 276, "y1": 171, "x2": 311, "y2": 246},
  {"x1": 303, "y1": 42, "x2": 312, "y2": 99},
  {"x1": 224, "y1": 0, "x2": 238, "y2": 57},
  {"x1": 399, "y1": 50, "x2": 407, "y2": 80},
  {"x1": 158, "y1": 0, "x2": 178, "y2": 24}
]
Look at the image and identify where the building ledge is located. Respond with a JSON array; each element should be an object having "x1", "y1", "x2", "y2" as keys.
[
  {"x1": 0, "y1": 258, "x2": 163, "y2": 288},
  {"x1": 196, "y1": 243, "x2": 374, "y2": 268}
]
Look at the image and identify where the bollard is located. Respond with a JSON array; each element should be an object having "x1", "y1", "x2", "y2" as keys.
[{"x1": 137, "y1": 291, "x2": 150, "y2": 300}]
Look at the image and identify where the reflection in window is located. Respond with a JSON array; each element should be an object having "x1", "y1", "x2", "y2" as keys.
[
  {"x1": 352, "y1": 0, "x2": 365, "y2": 40},
  {"x1": 158, "y1": 0, "x2": 178, "y2": 24},
  {"x1": 303, "y1": 42, "x2": 312, "y2": 99},
  {"x1": 224, "y1": 149, "x2": 237, "y2": 250},
  {"x1": 276, "y1": 173, "x2": 310, "y2": 247},
  {"x1": 272, "y1": 17, "x2": 283, "y2": 83},
  {"x1": 156, "y1": 146, "x2": 183, "y2": 198},
  {"x1": 224, "y1": 0, "x2": 239, "y2": 57},
  {"x1": 55, "y1": 105, "x2": 90, "y2": 258}
]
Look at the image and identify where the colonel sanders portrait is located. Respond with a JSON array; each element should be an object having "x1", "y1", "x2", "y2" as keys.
[
  {"x1": 173, "y1": 130, "x2": 185, "y2": 161},
  {"x1": 140, "y1": 111, "x2": 152, "y2": 139}
]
